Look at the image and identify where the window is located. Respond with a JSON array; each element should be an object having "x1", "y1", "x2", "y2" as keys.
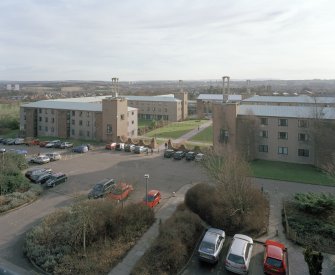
[
  {"x1": 51, "y1": 109, "x2": 54, "y2": 114},
  {"x1": 79, "y1": 111, "x2": 83, "y2": 117},
  {"x1": 278, "y1": 118, "x2": 288, "y2": 126},
  {"x1": 152, "y1": 107, "x2": 155, "y2": 112},
  {"x1": 39, "y1": 109, "x2": 42, "y2": 114},
  {"x1": 278, "y1": 132, "x2": 288, "y2": 139},
  {"x1": 298, "y1": 120, "x2": 308, "y2": 128},
  {"x1": 259, "y1": 130, "x2": 268, "y2": 138},
  {"x1": 260, "y1": 117, "x2": 268, "y2": 125},
  {"x1": 278, "y1": 147, "x2": 288, "y2": 155},
  {"x1": 165, "y1": 108, "x2": 168, "y2": 113},
  {"x1": 132, "y1": 120, "x2": 134, "y2": 124},
  {"x1": 86, "y1": 121, "x2": 90, "y2": 127},
  {"x1": 120, "y1": 114, "x2": 125, "y2": 120},
  {"x1": 39, "y1": 117, "x2": 42, "y2": 122},
  {"x1": 45, "y1": 126, "x2": 48, "y2": 131},
  {"x1": 220, "y1": 129, "x2": 229, "y2": 143},
  {"x1": 79, "y1": 120, "x2": 83, "y2": 126},
  {"x1": 72, "y1": 111, "x2": 75, "y2": 116},
  {"x1": 298, "y1": 133, "x2": 308, "y2": 141},
  {"x1": 51, "y1": 127, "x2": 54, "y2": 133},
  {"x1": 87, "y1": 112, "x2": 90, "y2": 117},
  {"x1": 38, "y1": 126, "x2": 42, "y2": 131},
  {"x1": 71, "y1": 129, "x2": 75, "y2": 135},
  {"x1": 52, "y1": 118, "x2": 55, "y2": 123},
  {"x1": 107, "y1": 124, "x2": 112, "y2": 134},
  {"x1": 298, "y1": 149, "x2": 309, "y2": 157},
  {"x1": 45, "y1": 117, "x2": 48, "y2": 123},
  {"x1": 71, "y1": 119, "x2": 75, "y2": 125},
  {"x1": 24, "y1": 115, "x2": 26, "y2": 121},
  {"x1": 45, "y1": 109, "x2": 48, "y2": 114},
  {"x1": 259, "y1": 145, "x2": 268, "y2": 152},
  {"x1": 87, "y1": 131, "x2": 90, "y2": 137}
]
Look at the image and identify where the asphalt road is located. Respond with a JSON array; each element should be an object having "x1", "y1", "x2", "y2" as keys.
[{"x1": 0, "y1": 147, "x2": 209, "y2": 272}]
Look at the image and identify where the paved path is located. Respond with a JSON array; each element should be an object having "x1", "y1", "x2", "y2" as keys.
[{"x1": 109, "y1": 183, "x2": 195, "y2": 275}]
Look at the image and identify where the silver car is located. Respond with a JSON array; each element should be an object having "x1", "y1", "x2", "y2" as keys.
[
  {"x1": 46, "y1": 152, "x2": 61, "y2": 161},
  {"x1": 32, "y1": 155, "x2": 50, "y2": 164},
  {"x1": 198, "y1": 228, "x2": 225, "y2": 263}
]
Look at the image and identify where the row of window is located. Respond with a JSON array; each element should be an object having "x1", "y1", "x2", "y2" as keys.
[
  {"x1": 260, "y1": 118, "x2": 308, "y2": 128},
  {"x1": 259, "y1": 145, "x2": 310, "y2": 157},
  {"x1": 71, "y1": 120, "x2": 91, "y2": 127},
  {"x1": 260, "y1": 131, "x2": 309, "y2": 141}
]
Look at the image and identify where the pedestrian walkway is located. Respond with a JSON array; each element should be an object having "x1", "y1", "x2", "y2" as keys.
[{"x1": 109, "y1": 183, "x2": 195, "y2": 275}]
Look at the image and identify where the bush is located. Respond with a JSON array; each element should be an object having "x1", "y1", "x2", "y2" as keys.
[
  {"x1": 132, "y1": 205, "x2": 204, "y2": 275},
  {"x1": 24, "y1": 201, "x2": 155, "y2": 274},
  {"x1": 185, "y1": 183, "x2": 268, "y2": 235},
  {"x1": 293, "y1": 193, "x2": 335, "y2": 215}
]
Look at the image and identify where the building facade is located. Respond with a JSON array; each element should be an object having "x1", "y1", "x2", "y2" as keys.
[
  {"x1": 213, "y1": 95, "x2": 335, "y2": 165},
  {"x1": 20, "y1": 97, "x2": 138, "y2": 142}
]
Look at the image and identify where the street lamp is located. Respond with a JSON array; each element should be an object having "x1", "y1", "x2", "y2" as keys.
[{"x1": 144, "y1": 174, "x2": 149, "y2": 205}]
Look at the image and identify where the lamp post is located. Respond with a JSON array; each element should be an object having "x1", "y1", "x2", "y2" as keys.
[{"x1": 144, "y1": 174, "x2": 149, "y2": 205}]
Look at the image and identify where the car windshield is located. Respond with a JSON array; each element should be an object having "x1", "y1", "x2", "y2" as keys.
[
  {"x1": 266, "y1": 257, "x2": 283, "y2": 268},
  {"x1": 144, "y1": 195, "x2": 155, "y2": 202},
  {"x1": 199, "y1": 241, "x2": 215, "y2": 253},
  {"x1": 228, "y1": 254, "x2": 245, "y2": 264},
  {"x1": 93, "y1": 184, "x2": 103, "y2": 191}
]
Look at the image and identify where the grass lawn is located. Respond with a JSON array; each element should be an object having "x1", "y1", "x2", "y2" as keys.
[
  {"x1": 189, "y1": 125, "x2": 213, "y2": 143},
  {"x1": 250, "y1": 159, "x2": 335, "y2": 186},
  {"x1": 138, "y1": 119, "x2": 153, "y2": 129},
  {"x1": 144, "y1": 120, "x2": 208, "y2": 139},
  {"x1": 0, "y1": 103, "x2": 20, "y2": 118}
]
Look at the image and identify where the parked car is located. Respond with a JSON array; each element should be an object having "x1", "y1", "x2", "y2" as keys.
[
  {"x1": 225, "y1": 234, "x2": 253, "y2": 274},
  {"x1": 14, "y1": 138, "x2": 25, "y2": 145},
  {"x1": 263, "y1": 240, "x2": 287, "y2": 275},
  {"x1": 88, "y1": 178, "x2": 116, "y2": 199},
  {"x1": 164, "y1": 149, "x2": 175, "y2": 158},
  {"x1": 195, "y1": 153, "x2": 205, "y2": 162},
  {"x1": 134, "y1": 146, "x2": 148, "y2": 154},
  {"x1": 25, "y1": 168, "x2": 52, "y2": 180},
  {"x1": 198, "y1": 228, "x2": 226, "y2": 263},
  {"x1": 25, "y1": 138, "x2": 40, "y2": 146},
  {"x1": 46, "y1": 152, "x2": 61, "y2": 161},
  {"x1": 143, "y1": 190, "x2": 161, "y2": 208},
  {"x1": 4, "y1": 138, "x2": 15, "y2": 145},
  {"x1": 59, "y1": 142, "x2": 73, "y2": 149},
  {"x1": 31, "y1": 155, "x2": 50, "y2": 164},
  {"x1": 31, "y1": 172, "x2": 52, "y2": 184},
  {"x1": 124, "y1": 144, "x2": 135, "y2": 152},
  {"x1": 109, "y1": 182, "x2": 134, "y2": 201},
  {"x1": 46, "y1": 173, "x2": 68, "y2": 187},
  {"x1": 105, "y1": 142, "x2": 117, "y2": 150},
  {"x1": 12, "y1": 149, "x2": 28, "y2": 156},
  {"x1": 45, "y1": 140, "x2": 61, "y2": 148},
  {"x1": 173, "y1": 151, "x2": 185, "y2": 160},
  {"x1": 115, "y1": 143, "x2": 125, "y2": 151},
  {"x1": 185, "y1": 151, "x2": 196, "y2": 161},
  {"x1": 39, "y1": 140, "x2": 50, "y2": 147},
  {"x1": 72, "y1": 145, "x2": 88, "y2": 153}
]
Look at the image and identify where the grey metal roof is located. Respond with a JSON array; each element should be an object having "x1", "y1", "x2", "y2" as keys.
[
  {"x1": 22, "y1": 100, "x2": 102, "y2": 111},
  {"x1": 52, "y1": 95, "x2": 181, "y2": 103},
  {"x1": 243, "y1": 95, "x2": 335, "y2": 104},
  {"x1": 238, "y1": 105, "x2": 335, "y2": 119},
  {"x1": 198, "y1": 94, "x2": 242, "y2": 101},
  {"x1": 125, "y1": 95, "x2": 180, "y2": 102}
]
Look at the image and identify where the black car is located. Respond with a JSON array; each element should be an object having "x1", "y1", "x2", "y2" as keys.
[
  {"x1": 46, "y1": 173, "x2": 67, "y2": 187},
  {"x1": 88, "y1": 178, "x2": 116, "y2": 199},
  {"x1": 25, "y1": 168, "x2": 52, "y2": 181},
  {"x1": 185, "y1": 151, "x2": 196, "y2": 161},
  {"x1": 164, "y1": 149, "x2": 175, "y2": 158},
  {"x1": 174, "y1": 151, "x2": 186, "y2": 160},
  {"x1": 31, "y1": 172, "x2": 52, "y2": 184}
]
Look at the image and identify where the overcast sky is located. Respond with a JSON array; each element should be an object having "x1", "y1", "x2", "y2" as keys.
[{"x1": 1, "y1": 0, "x2": 334, "y2": 81}]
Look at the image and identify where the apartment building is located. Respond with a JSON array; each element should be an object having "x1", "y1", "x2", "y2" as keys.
[
  {"x1": 20, "y1": 97, "x2": 138, "y2": 142},
  {"x1": 213, "y1": 95, "x2": 335, "y2": 165}
]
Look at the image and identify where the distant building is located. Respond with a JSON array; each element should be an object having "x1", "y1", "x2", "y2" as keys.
[
  {"x1": 14, "y1": 84, "x2": 20, "y2": 91},
  {"x1": 213, "y1": 95, "x2": 335, "y2": 165},
  {"x1": 6, "y1": 84, "x2": 12, "y2": 91}
]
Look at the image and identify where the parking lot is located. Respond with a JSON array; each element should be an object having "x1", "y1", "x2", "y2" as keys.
[{"x1": 182, "y1": 237, "x2": 265, "y2": 275}]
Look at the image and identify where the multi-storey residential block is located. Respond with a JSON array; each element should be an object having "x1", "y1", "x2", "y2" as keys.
[{"x1": 213, "y1": 95, "x2": 335, "y2": 165}]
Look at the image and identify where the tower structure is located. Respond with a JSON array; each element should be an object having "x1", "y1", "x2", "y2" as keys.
[
  {"x1": 111, "y1": 77, "x2": 119, "y2": 97},
  {"x1": 246, "y1": 79, "x2": 251, "y2": 94},
  {"x1": 222, "y1": 76, "x2": 230, "y2": 103}
]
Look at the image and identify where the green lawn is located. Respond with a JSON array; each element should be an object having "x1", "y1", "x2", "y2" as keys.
[
  {"x1": 250, "y1": 159, "x2": 335, "y2": 186},
  {"x1": 189, "y1": 126, "x2": 213, "y2": 143},
  {"x1": 138, "y1": 119, "x2": 153, "y2": 129},
  {"x1": 0, "y1": 103, "x2": 20, "y2": 118},
  {"x1": 144, "y1": 120, "x2": 208, "y2": 139}
]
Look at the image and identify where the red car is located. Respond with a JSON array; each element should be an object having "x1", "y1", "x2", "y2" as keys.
[
  {"x1": 105, "y1": 142, "x2": 117, "y2": 150},
  {"x1": 143, "y1": 190, "x2": 161, "y2": 208},
  {"x1": 264, "y1": 240, "x2": 287, "y2": 275},
  {"x1": 109, "y1": 183, "x2": 133, "y2": 201}
]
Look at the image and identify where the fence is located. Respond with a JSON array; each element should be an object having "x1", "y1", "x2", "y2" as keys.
[{"x1": 282, "y1": 201, "x2": 335, "y2": 254}]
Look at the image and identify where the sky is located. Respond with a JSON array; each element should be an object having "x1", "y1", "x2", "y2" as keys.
[{"x1": 0, "y1": 0, "x2": 334, "y2": 81}]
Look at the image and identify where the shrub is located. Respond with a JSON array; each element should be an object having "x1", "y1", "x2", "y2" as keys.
[
  {"x1": 24, "y1": 201, "x2": 155, "y2": 274},
  {"x1": 293, "y1": 193, "x2": 335, "y2": 215},
  {"x1": 132, "y1": 205, "x2": 204, "y2": 275}
]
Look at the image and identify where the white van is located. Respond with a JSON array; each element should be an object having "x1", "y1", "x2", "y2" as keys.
[
  {"x1": 14, "y1": 138, "x2": 25, "y2": 145},
  {"x1": 225, "y1": 234, "x2": 253, "y2": 274}
]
